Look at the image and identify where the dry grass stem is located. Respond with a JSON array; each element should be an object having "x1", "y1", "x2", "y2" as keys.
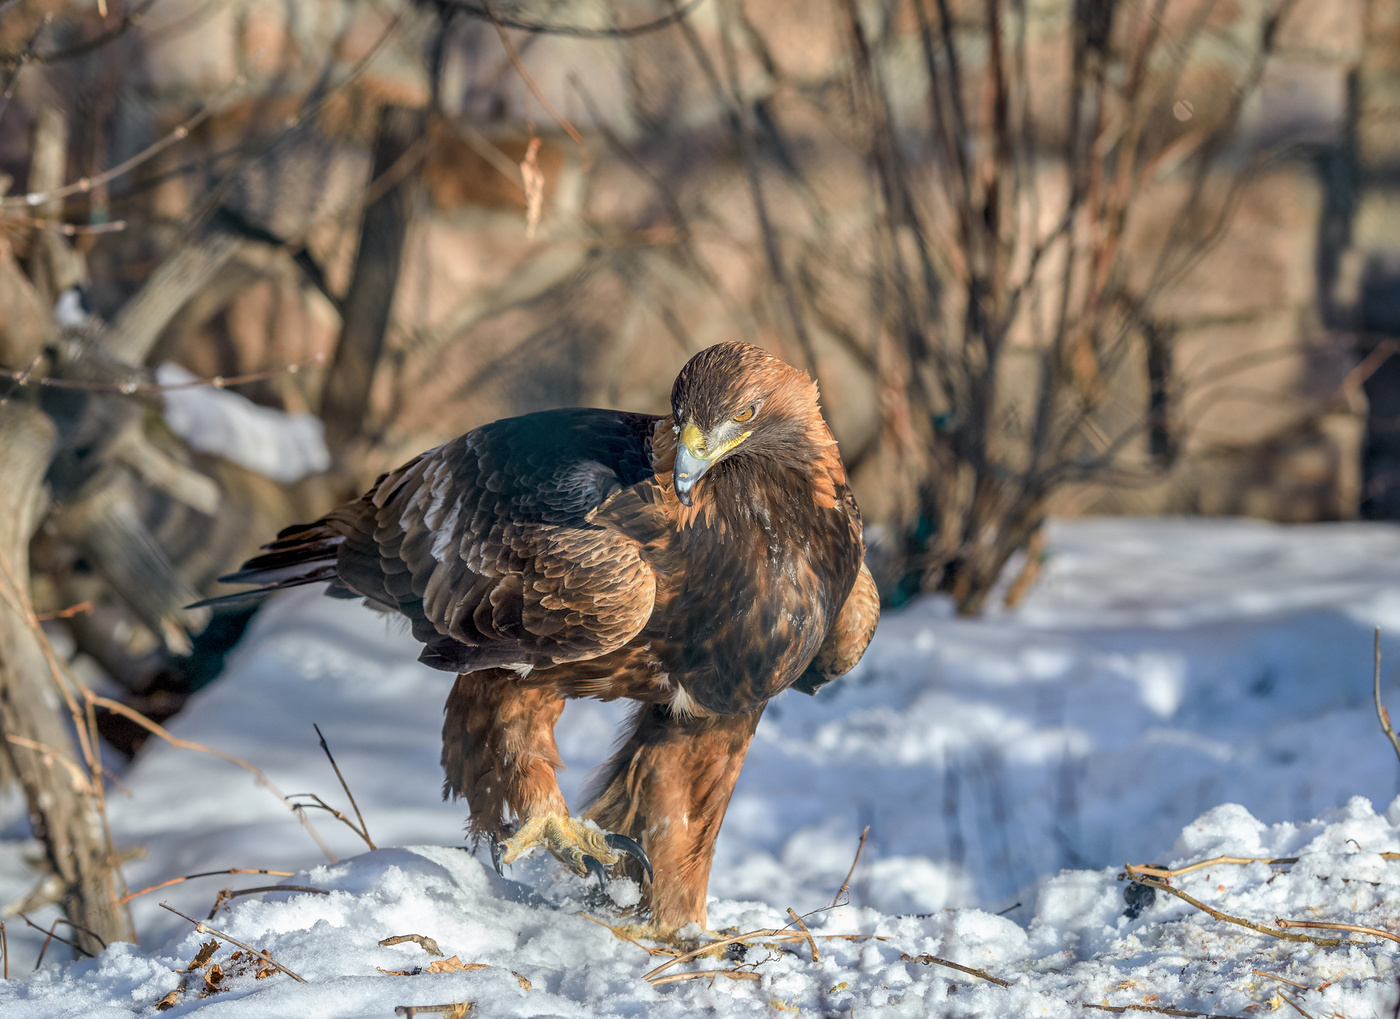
[
  {"x1": 1274, "y1": 919, "x2": 1400, "y2": 944},
  {"x1": 479, "y1": 0, "x2": 590, "y2": 168},
  {"x1": 1081, "y1": 1004, "x2": 1245, "y2": 1018},
  {"x1": 899, "y1": 952, "x2": 1012, "y2": 987},
  {"x1": 159, "y1": 903, "x2": 306, "y2": 983},
  {"x1": 1278, "y1": 992, "x2": 1317, "y2": 1019},
  {"x1": 577, "y1": 914, "x2": 681, "y2": 957},
  {"x1": 643, "y1": 928, "x2": 790, "y2": 982},
  {"x1": 1374, "y1": 628, "x2": 1400, "y2": 767},
  {"x1": 786, "y1": 907, "x2": 818, "y2": 962},
  {"x1": 380, "y1": 934, "x2": 444, "y2": 957},
  {"x1": 312, "y1": 724, "x2": 375, "y2": 850},
  {"x1": 21, "y1": 914, "x2": 100, "y2": 966},
  {"x1": 286, "y1": 793, "x2": 373, "y2": 850},
  {"x1": 648, "y1": 968, "x2": 763, "y2": 987},
  {"x1": 1127, "y1": 853, "x2": 1400, "y2": 880},
  {"x1": 121, "y1": 869, "x2": 297, "y2": 905},
  {"x1": 1123, "y1": 874, "x2": 1343, "y2": 946},
  {"x1": 1252, "y1": 970, "x2": 1310, "y2": 991},
  {"x1": 832, "y1": 826, "x2": 870, "y2": 908},
  {"x1": 92, "y1": 696, "x2": 336, "y2": 861},
  {"x1": 1, "y1": 75, "x2": 247, "y2": 211},
  {"x1": 394, "y1": 1004, "x2": 473, "y2": 1017}
]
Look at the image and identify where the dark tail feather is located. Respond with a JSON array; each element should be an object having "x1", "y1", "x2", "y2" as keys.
[{"x1": 187, "y1": 521, "x2": 344, "y2": 610}]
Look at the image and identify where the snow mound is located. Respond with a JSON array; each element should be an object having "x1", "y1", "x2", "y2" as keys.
[{"x1": 5, "y1": 802, "x2": 1400, "y2": 1016}]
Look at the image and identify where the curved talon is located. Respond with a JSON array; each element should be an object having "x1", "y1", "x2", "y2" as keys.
[
  {"x1": 581, "y1": 854, "x2": 607, "y2": 892},
  {"x1": 490, "y1": 839, "x2": 505, "y2": 876},
  {"x1": 605, "y1": 832, "x2": 653, "y2": 882}
]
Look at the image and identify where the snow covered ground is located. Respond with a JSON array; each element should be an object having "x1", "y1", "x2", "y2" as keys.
[{"x1": 6, "y1": 517, "x2": 1400, "y2": 1016}]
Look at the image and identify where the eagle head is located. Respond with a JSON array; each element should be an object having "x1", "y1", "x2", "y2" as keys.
[{"x1": 668, "y1": 342, "x2": 829, "y2": 506}]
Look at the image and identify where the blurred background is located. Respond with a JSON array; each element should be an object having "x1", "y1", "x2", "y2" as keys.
[{"x1": 0, "y1": 0, "x2": 1393, "y2": 950}]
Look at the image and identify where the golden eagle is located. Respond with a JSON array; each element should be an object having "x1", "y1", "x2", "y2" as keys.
[{"x1": 211, "y1": 341, "x2": 879, "y2": 933}]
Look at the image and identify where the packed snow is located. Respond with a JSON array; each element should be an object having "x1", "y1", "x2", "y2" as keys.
[
  {"x1": 5, "y1": 517, "x2": 1400, "y2": 1016},
  {"x1": 156, "y1": 361, "x2": 331, "y2": 483}
]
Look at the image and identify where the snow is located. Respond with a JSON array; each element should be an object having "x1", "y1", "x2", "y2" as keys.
[
  {"x1": 6, "y1": 516, "x2": 1400, "y2": 1016},
  {"x1": 155, "y1": 362, "x2": 330, "y2": 483}
]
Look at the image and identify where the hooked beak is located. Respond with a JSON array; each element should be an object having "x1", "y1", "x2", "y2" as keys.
[{"x1": 673, "y1": 422, "x2": 750, "y2": 506}]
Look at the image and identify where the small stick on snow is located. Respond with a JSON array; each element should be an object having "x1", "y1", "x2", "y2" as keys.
[
  {"x1": 577, "y1": 914, "x2": 682, "y2": 957},
  {"x1": 1375, "y1": 628, "x2": 1400, "y2": 767},
  {"x1": 831, "y1": 826, "x2": 870, "y2": 908},
  {"x1": 648, "y1": 969, "x2": 762, "y2": 987},
  {"x1": 158, "y1": 903, "x2": 307, "y2": 983},
  {"x1": 1277, "y1": 992, "x2": 1317, "y2": 1019},
  {"x1": 643, "y1": 928, "x2": 791, "y2": 982},
  {"x1": 2, "y1": 919, "x2": 7, "y2": 980},
  {"x1": 899, "y1": 952, "x2": 1011, "y2": 987},
  {"x1": 1274, "y1": 918, "x2": 1400, "y2": 944},
  {"x1": 786, "y1": 908, "x2": 818, "y2": 962},
  {"x1": 313, "y1": 724, "x2": 376, "y2": 850},
  {"x1": 1081, "y1": 1004, "x2": 1245, "y2": 1018},
  {"x1": 121, "y1": 869, "x2": 296, "y2": 905},
  {"x1": 1122, "y1": 874, "x2": 1343, "y2": 946},
  {"x1": 379, "y1": 934, "x2": 445, "y2": 957},
  {"x1": 1251, "y1": 969, "x2": 1309, "y2": 991},
  {"x1": 394, "y1": 1004, "x2": 473, "y2": 1017},
  {"x1": 1126, "y1": 852, "x2": 1400, "y2": 880}
]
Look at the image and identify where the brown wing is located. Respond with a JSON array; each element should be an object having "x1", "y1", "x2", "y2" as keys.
[
  {"x1": 793, "y1": 560, "x2": 879, "y2": 694},
  {"x1": 327, "y1": 409, "x2": 662, "y2": 673}
]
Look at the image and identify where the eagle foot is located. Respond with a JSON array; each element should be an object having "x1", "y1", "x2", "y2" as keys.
[{"x1": 493, "y1": 815, "x2": 652, "y2": 889}]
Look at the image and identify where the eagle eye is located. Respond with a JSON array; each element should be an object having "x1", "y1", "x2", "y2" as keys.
[{"x1": 733, "y1": 405, "x2": 756, "y2": 424}]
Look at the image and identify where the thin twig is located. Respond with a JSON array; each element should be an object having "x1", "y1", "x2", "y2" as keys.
[
  {"x1": 1, "y1": 919, "x2": 6, "y2": 980},
  {"x1": 1252, "y1": 970, "x2": 1309, "y2": 991},
  {"x1": 444, "y1": 0, "x2": 707, "y2": 37},
  {"x1": 480, "y1": 0, "x2": 590, "y2": 169},
  {"x1": 121, "y1": 868, "x2": 296, "y2": 905},
  {"x1": 643, "y1": 928, "x2": 790, "y2": 982},
  {"x1": 91, "y1": 696, "x2": 336, "y2": 862},
  {"x1": 1123, "y1": 874, "x2": 1342, "y2": 946},
  {"x1": 2, "y1": 75, "x2": 247, "y2": 210},
  {"x1": 832, "y1": 826, "x2": 870, "y2": 907},
  {"x1": 206, "y1": 885, "x2": 328, "y2": 921},
  {"x1": 1274, "y1": 918, "x2": 1400, "y2": 944},
  {"x1": 394, "y1": 1005, "x2": 473, "y2": 1017},
  {"x1": 899, "y1": 952, "x2": 1011, "y2": 987},
  {"x1": 158, "y1": 903, "x2": 306, "y2": 983},
  {"x1": 786, "y1": 908, "x2": 817, "y2": 962},
  {"x1": 1082, "y1": 1004, "x2": 1246, "y2": 1018},
  {"x1": 577, "y1": 914, "x2": 681, "y2": 957},
  {"x1": 0, "y1": 354, "x2": 325, "y2": 395},
  {"x1": 1375, "y1": 628, "x2": 1400, "y2": 767},
  {"x1": 20, "y1": 914, "x2": 95, "y2": 967},
  {"x1": 285, "y1": 793, "x2": 372, "y2": 850},
  {"x1": 648, "y1": 968, "x2": 762, "y2": 987},
  {"x1": 1278, "y1": 993, "x2": 1317, "y2": 1019},
  {"x1": 313, "y1": 724, "x2": 375, "y2": 850}
]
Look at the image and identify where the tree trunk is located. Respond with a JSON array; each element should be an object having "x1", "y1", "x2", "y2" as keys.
[
  {"x1": 0, "y1": 401, "x2": 135, "y2": 955},
  {"x1": 321, "y1": 104, "x2": 424, "y2": 454}
]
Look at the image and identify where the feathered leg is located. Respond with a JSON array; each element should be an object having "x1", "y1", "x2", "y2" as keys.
[
  {"x1": 442, "y1": 671, "x2": 651, "y2": 883},
  {"x1": 441, "y1": 670, "x2": 568, "y2": 835},
  {"x1": 585, "y1": 703, "x2": 763, "y2": 934}
]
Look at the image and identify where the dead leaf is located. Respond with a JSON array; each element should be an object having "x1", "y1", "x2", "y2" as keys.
[
  {"x1": 186, "y1": 939, "x2": 219, "y2": 972},
  {"x1": 203, "y1": 963, "x2": 224, "y2": 992},
  {"x1": 155, "y1": 990, "x2": 180, "y2": 1011},
  {"x1": 379, "y1": 967, "x2": 423, "y2": 977},
  {"x1": 427, "y1": 956, "x2": 490, "y2": 975},
  {"x1": 255, "y1": 965, "x2": 275, "y2": 979},
  {"x1": 511, "y1": 971, "x2": 531, "y2": 990},
  {"x1": 379, "y1": 934, "x2": 444, "y2": 957}
]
